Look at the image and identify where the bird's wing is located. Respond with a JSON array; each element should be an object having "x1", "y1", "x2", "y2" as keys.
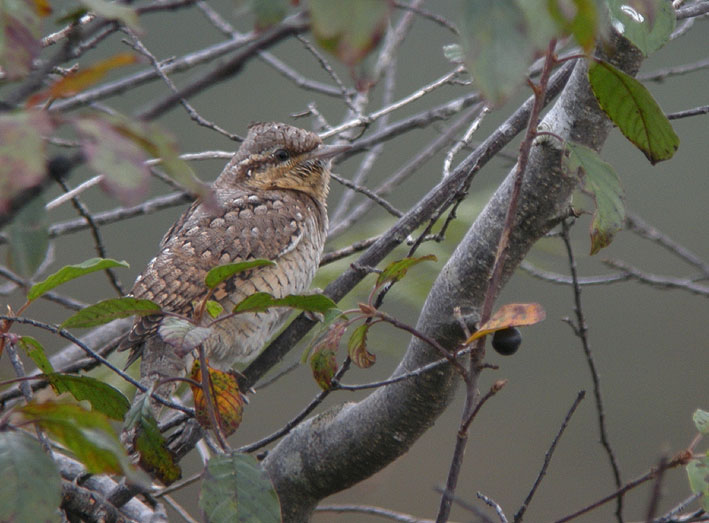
[{"x1": 119, "y1": 190, "x2": 322, "y2": 359}]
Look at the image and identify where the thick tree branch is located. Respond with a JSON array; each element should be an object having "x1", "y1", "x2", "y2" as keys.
[{"x1": 262, "y1": 34, "x2": 644, "y2": 522}]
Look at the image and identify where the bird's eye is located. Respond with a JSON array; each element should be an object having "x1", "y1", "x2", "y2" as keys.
[{"x1": 274, "y1": 149, "x2": 290, "y2": 162}]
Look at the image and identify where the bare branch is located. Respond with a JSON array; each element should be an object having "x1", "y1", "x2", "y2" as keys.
[
  {"x1": 560, "y1": 221, "x2": 623, "y2": 520},
  {"x1": 514, "y1": 391, "x2": 586, "y2": 522},
  {"x1": 603, "y1": 259, "x2": 709, "y2": 296}
]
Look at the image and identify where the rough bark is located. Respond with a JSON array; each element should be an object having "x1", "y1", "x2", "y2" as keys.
[{"x1": 263, "y1": 35, "x2": 644, "y2": 522}]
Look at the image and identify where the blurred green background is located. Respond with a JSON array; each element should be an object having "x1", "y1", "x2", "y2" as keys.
[{"x1": 5, "y1": 2, "x2": 707, "y2": 521}]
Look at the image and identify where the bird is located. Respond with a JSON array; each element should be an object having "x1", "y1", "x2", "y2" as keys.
[{"x1": 118, "y1": 122, "x2": 347, "y2": 393}]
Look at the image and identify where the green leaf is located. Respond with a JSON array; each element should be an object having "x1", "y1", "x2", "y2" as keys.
[
  {"x1": 0, "y1": 110, "x2": 53, "y2": 216},
  {"x1": 547, "y1": 0, "x2": 602, "y2": 53},
  {"x1": 302, "y1": 308, "x2": 346, "y2": 364},
  {"x1": 250, "y1": 0, "x2": 288, "y2": 29},
  {"x1": 0, "y1": 431, "x2": 62, "y2": 523},
  {"x1": 29, "y1": 257, "x2": 129, "y2": 301},
  {"x1": 565, "y1": 142, "x2": 625, "y2": 254},
  {"x1": 200, "y1": 452, "x2": 281, "y2": 523},
  {"x1": 205, "y1": 259, "x2": 275, "y2": 289},
  {"x1": 78, "y1": 0, "x2": 141, "y2": 32},
  {"x1": 0, "y1": 0, "x2": 43, "y2": 79},
  {"x1": 206, "y1": 300, "x2": 225, "y2": 318},
  {"x1": 232, "y1": 292, "x2": 276, "y2": 313},
  {"x1": 376, "y1": 254, "x2": 437, "y2": 288},
  {"x1": 608, "y1": 0, "x2": 675, "y2": 56},
  {"x1": 693, "y1": 409, "x2": 709, "y2": 435},
  {"x1": 310, "y1": 0, "x2": 391, "y2": 66},
  {"x1": 145, "y1": 126, "x2": 214, "y2": 205},
  {"x1": 74, "y1": 115, "x2": 151, "y2": 206},
  {"x1": 123, "y1": 392, "x2": 181, "y2": 485},
  {"x1": 687, "y1": 455, "x2": 709, "y2": 512},
  {"x1": 5, "y1": 195, "x2": 49, "y2": 278},
  {"x1": 61, "y1": 297, "x2": 160, "y2": 329},
  {"x1": 19, "y1": 336, "x2": 55, "y2": 374},
  {"x1": 84, "y1": 112, "x2": 214, "y2": 205},
  {"x1": 232, "y1": 292, "x2": 336, "y2": 314},
  {"x1": 30, "y1": 53, "x2": 139, "y2": 107},
  {"x1": 588, "y1": 60, "x2": 679, "y2": 164},
  {"x1": 517, "y1": 0, "x2": 562, "y2": 50},
  {"x1": 348, "y1": 323, "x2": 375, "y2": 368},
  {"x1": 309, "y1": 344, "x2": 338, "y2": 390},
  {"x1": 158, "y1": 316, "x2": 213, "y2": 357},
  {"x1": 20, "y1": 400, "x2": 142, "y2": 482},
  {"x1": 271, "y1": 294, "x2": 337, "y2": 313},
  {"x1": 458, "y1": 0, "x2": 534, "y2": 106},
  {"x1": 44, "y1": 374, "x2": 130, "y2": 420}
]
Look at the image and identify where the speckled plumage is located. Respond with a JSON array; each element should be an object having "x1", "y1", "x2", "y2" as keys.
[{"x1": 120, "y1": 122, "x2": 343, "y2": 378}]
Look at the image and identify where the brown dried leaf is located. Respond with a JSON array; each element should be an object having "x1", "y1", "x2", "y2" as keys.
[
  {"x1": 466, "y1": 303, "x2": 546, "y2": 343},
  {"x1": 190, "y1": 361, "x2": 244, "y2": 437}
]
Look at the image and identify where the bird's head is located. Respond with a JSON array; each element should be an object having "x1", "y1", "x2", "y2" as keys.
[{"x1": 216, "y1": 122, "x2": 349, "y2": 203}]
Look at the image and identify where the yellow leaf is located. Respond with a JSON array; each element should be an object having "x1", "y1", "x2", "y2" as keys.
[
  {"x1": 189, "y1": 361, "x2": 244, "y2": 437},
  {"x1": 466, "y1": 303, "x2": 546, "y2": 343},
  {"x1": 27, "y1": 53, "x2": 139, "y2": 106}
]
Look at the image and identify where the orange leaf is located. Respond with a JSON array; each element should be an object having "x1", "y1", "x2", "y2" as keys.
[
  {"x1": 189, "y1": 361, "x2": 244, "y2": 437},
  {"x1": 34, "y1": 0, "x2": 52, "y2": 16},
  {"x1": 466, "y1": 303, "x2": 546, "y2": 344},
  {"x1": 27, "y1": 53, "x2": 139, "y2": 107}
]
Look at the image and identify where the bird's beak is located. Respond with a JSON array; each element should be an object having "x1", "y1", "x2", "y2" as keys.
[{"x1": 308, "y1": 143, "x2": 352, "y2": 161}]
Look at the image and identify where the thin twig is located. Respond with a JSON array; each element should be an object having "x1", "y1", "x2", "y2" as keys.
[
  {"x1": 330, "y1": 173, "x2": 403, "y2": 218},
  {"x1": 603, "y1": 259, "x2": 709, "y2": 297},
  {"x1": 371, "y1": 0, "x2": 423, "y2": 84},
  {"x1": 46, "y1": 175, "x2": 104, "y2": 210},
  {"x1": 321, "y1": 67, "x2": 465, "y2": 139},
  {"x1": 296, "y1": 35, "x2": 354, "y2": 112},
  {"x1": 393, "y1": 1, "x2": 459, "y2": 34},
  {"x1": 655, "y1": 492, "x2": 703, "y2": 522},
  {"x1": 55, "y1": 178, "x2": 125, "y2": 296},
  {"x1": 320, "y1": 236, "x2": 381, "y2": 265},
  {"x1": 437, "y1": 40, "x2": 559, "y2": 523},
  {"x1": 676, "y1": 2, "x2": 709, "y2": 19},
  {"x1": 0, "y1": 266, "x2": 86, "y2": 310},
  {"x1": 477, "y1": 492, "x2": 509, "y2": 523},
  {"x1": 5, "y1": 192, "x2": 192, "y2": 243},
  {"x1": 625, "y1": 212, "x2": 709, "y2": 276},
  {"x1": 335, "y1": 345, "x2": 481, "y2": 392},
  {"x1": 638, "y1": 57, "x2": 709, "y2": 82},
  {"x1": 328, "y1": 104, "x2": 481, "y2": 239},
  {"x1": 153, "y1": 472, "x2": 202, "y2": 498},
  {"x1": 429, "y1": 486, "x2": 496, "y2": 522},
  {"x1": 374, "y1": 310, "x2": 466, "y2": 375},
  {"x1": 125, "y1": 31, "x2": 241, "y2": 141},
  {"x1": 442, "y1": 105, "x2": 490, "y2": 178},
  {"x1": 0, "y1": 315, "x2": 193, "y2": 416},
  {"x1": 237, "y1": 359, "x2": 352, "y2": 454},
  {"x1": 560, "y1": 220, "x2": 623, "y2": 520},
  {"x1": 137, "y1": 13, "x2": 308, "y2": 120},
  {"x1": 667, "y1": 104, "x2": 709, "y2": 119},
  {"x1": 161, "y1": 494, "x2": 200, "y2": 523},
  {"x1": 514, "y1": 391, "x2": 586, "y2": 522},
  {"x1": 315, "y1": 504, "x2": 434, "y2": 522},
  {"x1": 461, "y1": 379, "x2": 507, "y2": 433},
  {"x1": 553, "y1": 453, "x2": 689, "y2": 522},
  {"x1": 519, "y1": 261, "x2": 629, "y2": 286},
  {"x1": 5, "y1": 342, "x2": 55, "y2": 454},
  {"x1": 196, "y1": 346, "x2": 229, "y2": 450},
  {"x1": 645, "y1": 456, "x2": 668, "y2": 522}
]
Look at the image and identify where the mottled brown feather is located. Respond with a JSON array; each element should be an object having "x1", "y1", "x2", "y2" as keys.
[{"x1": 120, "y1": 123, "x2": 334, "y2": 371}]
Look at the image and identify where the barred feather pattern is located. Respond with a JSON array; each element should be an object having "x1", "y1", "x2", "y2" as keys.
[{"x1": 119, "y1": 123, "x2": 331, "y2": 381}]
